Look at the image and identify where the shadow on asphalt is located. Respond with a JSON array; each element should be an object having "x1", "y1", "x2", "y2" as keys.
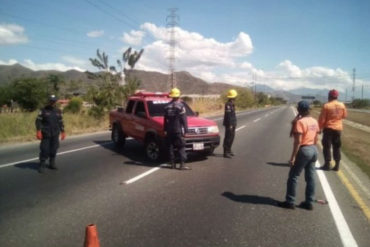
[
  {"x1": 94, "y1": 139, "x2": 208, "y2": 167},
  {"x1": 14, "y1": 162, "x2": 39, "y2": 172},
  {"x1": 266, "y1": 162, "x2": 290, "y2": 167},
  {"x1": 222, "y1": 191, "x2": 278, "y2": 207}
]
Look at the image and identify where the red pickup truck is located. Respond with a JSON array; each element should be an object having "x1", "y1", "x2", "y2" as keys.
[{"x1": 109, "y1": 91, "x2": 220, "y2": 162}]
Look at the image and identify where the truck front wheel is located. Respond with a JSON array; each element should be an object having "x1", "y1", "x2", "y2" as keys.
[
  {"x1": 112, "y1": 124, "x2": 125, "y2": 147},
  {"x1": 145, "y1": 138, "x2": 161, "y2": 162}
]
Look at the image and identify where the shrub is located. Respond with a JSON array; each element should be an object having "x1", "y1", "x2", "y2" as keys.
[
  {"x1": 88, "y1": 105, "x2": 105, "y2": 119},
  {"x1": 64, "y1": 97, "x2": 83, "y2": 114}
]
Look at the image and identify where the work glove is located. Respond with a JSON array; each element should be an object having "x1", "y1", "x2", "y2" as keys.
[
  {"x1": 36, "y1": 130, "x2": 42, "y2": 140},
  {"x1": 61, "y1": 132, "x2": 66, "y2": 140}
]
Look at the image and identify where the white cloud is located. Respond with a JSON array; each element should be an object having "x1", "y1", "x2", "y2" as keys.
[
  {"x1": 0, "y1": 24, "x2": 28, "y2": 45},
  {"x1": 23, "y1": 59, "x2": 86, "y2": 72},
  {"x1": 124, "y1": 23, "x2": 352, "y2": 92},
  {"x1": 0, "y1": 59, "x2": 18, "y2": 65},
  {"x1": 133, "y1": 23, "x2": 254, "y2": 77},
  {"x1": 87, "y1": 30, "x2": 104, "y2": 38},
  {"x1": 121, "y1": 30, "x2": 145, "y2": 46}
]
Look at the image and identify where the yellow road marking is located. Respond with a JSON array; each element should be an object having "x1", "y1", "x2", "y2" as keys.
[
  {"x1": 336, "y1": 170, "x2": 370, "y2": 221},
  {"x1": 317, "y1": 138, "x2": 370, "y2": 221}
]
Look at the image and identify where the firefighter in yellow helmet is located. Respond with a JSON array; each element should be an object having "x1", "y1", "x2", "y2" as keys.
[
  {"x1": 223, "y1": 89, "x2": 237, "y2": 158},
  {"x1": 164, "y1": 88, "x2": 190, "y2": 170}
]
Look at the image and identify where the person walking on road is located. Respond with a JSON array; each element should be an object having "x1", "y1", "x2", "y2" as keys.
[
  {"x1": 318, "y1": 89, "x2": 347, "y2": 171},
  {"x1": 164, "y1": 88, "x2": 190, "y2": 170},
  {"x1": 223, "y1": 89, "x2": 237, "y2": 158},
  {"x1": 278, "y1": 101, "x2": 319, "y2": 210},
  {"x1": 36, "y1": 95, "x2": 65, "y2": 173}
]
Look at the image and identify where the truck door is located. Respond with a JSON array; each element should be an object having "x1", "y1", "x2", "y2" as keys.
[
  {"x1": 122, "y1": 100, "x2": 136, "y2": 137},
  {"x1": 132, "y1": 100, "x2": 148, "y2": 140}
]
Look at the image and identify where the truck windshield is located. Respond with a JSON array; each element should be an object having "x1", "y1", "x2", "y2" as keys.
[{"x1": 147, "y1": 100, "x2": 195, "y2": 117}]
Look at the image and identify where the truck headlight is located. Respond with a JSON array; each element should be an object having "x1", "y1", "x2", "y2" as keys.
[{"x1": 208, "y1": 126, "x2": 219, "y2": 134}]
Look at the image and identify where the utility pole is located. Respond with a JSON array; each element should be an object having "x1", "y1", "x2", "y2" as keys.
[
  {"x1": 362, "y1": 83, "x2": 364, "y2": 100},
  {"x1": 166, "y1": 8, "x2": 179, "y2": 90},
  {"x1": 345, "y1": 88, "x2": 347, "y2": 102},
  {"x1": 352, "y1": 68, "x2": 356, "y2": 102}
]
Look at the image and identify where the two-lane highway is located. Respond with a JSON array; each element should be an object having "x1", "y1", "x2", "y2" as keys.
[{"x1": 1, "y1": 106, "x2": 369, "y2": 246}]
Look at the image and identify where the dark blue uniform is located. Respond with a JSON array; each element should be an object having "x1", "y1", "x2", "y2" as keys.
[
  {"x1": 36, "y1": 105, "x2": 64, "y2": 170},
  {"x1": 223, "y1": 99, "x2": 236, "y2": 157},
  {"x1": 164, "y1": 100, "x2": 188, "y2": 167}
]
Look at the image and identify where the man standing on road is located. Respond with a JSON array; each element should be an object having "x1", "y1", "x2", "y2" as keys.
[
  {"x1": 223, "y1": 89, "x2": 237, "y2": 158},
  {"x1": 164, "y1": 88, "x2": 190, "y2": 170},
  {"x1": 318, "y1": 89, "x2": 347, "y2": 171},
  {"x1": 278, "y1": 101, "x2": 319, "y2": 210},
  {"x1": 36, "y1": 95, "x2": 66, "y2": 173}
]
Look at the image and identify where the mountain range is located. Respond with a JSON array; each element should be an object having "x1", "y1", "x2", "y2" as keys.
[{"x1": 0, "y1": 63, "x2": 333, "y2": 103}]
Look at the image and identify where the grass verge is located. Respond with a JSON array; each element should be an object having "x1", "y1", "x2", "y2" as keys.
[
  {"x1": 0, "y1": 112, "x2": 109, "y2": 144},
  {"x1": 347, "y1": 110, "x2": 370, "y2": 127}
]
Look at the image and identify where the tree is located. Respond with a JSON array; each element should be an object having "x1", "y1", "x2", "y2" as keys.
[
  {"x1": 0, "y1": 85, "x2": 12, "y2": 106},
  {"x1": 87, "y1": 49, "x2": 142, "y2": 118},
  {"x1": 46, "y1": 74, "x2": 64, "y2": 97},
  {"x1": 11, "y1": 78, "x2": 48, "y2": 111}
]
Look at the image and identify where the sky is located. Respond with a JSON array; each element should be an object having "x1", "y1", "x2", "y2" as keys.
[{"x1": 0, "y1": 0, "x2": 370, "y2": 97}]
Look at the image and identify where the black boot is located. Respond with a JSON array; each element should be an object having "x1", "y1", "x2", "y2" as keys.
[
  {"x1": 38, "y1": 160, "x2": 46, "y2": 173},
  {"x1": 49, "y1": 158, "x2": 58, "y2": 170},
  {"x1": 179, "y1": 161, "x2": 190, "y2": 170},
  {"x1": 333, "y1": 161, "x2": 340, "y2": 171},
  {"x1": 170, "y1": 160, "x2": 176, "y2": 169},
  {"x1": 321, "y1": 162, "x2": 330, "y2": 171},
  {"x1": 223, "y1": 148, "x2": 232, "y2": 158}
]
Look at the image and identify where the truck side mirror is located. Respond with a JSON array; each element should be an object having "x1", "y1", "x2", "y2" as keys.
[
  {"x1": 117, "y1": 107, "x2": 124, "y2": 113},
  {"x1": 195, "y1": 111, "x2": 199, "y2": 117}
]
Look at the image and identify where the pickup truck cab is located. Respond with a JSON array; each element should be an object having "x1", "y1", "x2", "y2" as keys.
[{"x1": 109, "y1": 91, "x2": 220, "y2": 162}]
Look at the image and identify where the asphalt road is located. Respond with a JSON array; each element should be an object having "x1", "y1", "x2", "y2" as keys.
[{"x1": 1, "y1": 106, "x2": 369, "y2": 247}]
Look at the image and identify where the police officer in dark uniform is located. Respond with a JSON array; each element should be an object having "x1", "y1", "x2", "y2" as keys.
[
  {"x1": 35, "y1": 95, "x2": 66, "y2": 173},
  {"x1": 223, "y1": 89, "x2": 237, "y2": 158},
  {"x1": 164, "y1": 88, "x2": 190, "y2": 170}
]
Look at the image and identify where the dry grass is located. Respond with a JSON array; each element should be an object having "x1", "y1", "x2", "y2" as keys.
[
  {"x1": 346, "y1": 110, "x2": 370, "y2": 127},
  {"x1": 0, "y1": 112, "x2": 109, "y2": 145},
  {"x1": 189, "y1": 97, "x2": 224, "y2": 116},
  {"x1": 341, "y1": 125, "x2": 370, "y2": 178}
]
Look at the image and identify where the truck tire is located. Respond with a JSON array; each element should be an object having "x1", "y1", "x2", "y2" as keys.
[
  {"x1": 112, "y1": 124, "x2": 125, "y2": 147},
  {"x1": 145, "y1": 137, "x2": 161, "y2": 162}
]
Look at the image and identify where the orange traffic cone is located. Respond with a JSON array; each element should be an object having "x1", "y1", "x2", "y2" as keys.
[{"x1": 84, "y1": 224, "x2": 100, "y2": 247}]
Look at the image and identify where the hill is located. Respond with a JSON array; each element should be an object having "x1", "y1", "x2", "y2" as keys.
[{"x1": 0, "y1": 64, "x2": 305, "y2": 101}]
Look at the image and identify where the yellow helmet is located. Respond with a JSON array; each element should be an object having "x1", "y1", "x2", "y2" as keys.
[
  {"x1": 227, "y1": 89, "x2": 238, "y2": 98},
  {"x1": 169, "y1": 88, "x2": 181, "y2": 98}
]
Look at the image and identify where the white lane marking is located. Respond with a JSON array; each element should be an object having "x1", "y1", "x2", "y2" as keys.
[
  {"x1": 315, "y1": 161, "x2": 358, "y2": 247},
  {"x1": 125, "y1": 124, "x2": 247, "y2": 185},
  {"x1": 124, "y1": 167, "x2": 161, "y2": 184},
  {"x1": 0, "y1": 143, "x2": 112, "y2": 169},
  {"x1": 236, "y1": 125, "x2": 246, "y2": 131},
  {"x1": 253, "y1": 118, "x2": 261, "y2": 123},
  {"x1": 290, "y1": 107, "x2": 357, "y2": 247}
]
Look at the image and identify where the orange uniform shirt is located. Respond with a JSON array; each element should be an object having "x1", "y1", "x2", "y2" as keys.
[
  {"x1": 294, "y1": 116, "x2": 319, "y2": 146},
  {"x1": 318, "y1": 100, "x2": 347, "y2": 130}
]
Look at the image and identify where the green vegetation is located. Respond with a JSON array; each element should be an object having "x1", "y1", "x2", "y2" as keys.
[
  {"x1": 86, "y1": 48, "x2": 143, "y2": 118},
  {"x1": 351, "y1": 99, "x2": 370, "y2": 109},
  {"x1": 63, "y1": 97, "x2": 83, "y2": 114}
]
